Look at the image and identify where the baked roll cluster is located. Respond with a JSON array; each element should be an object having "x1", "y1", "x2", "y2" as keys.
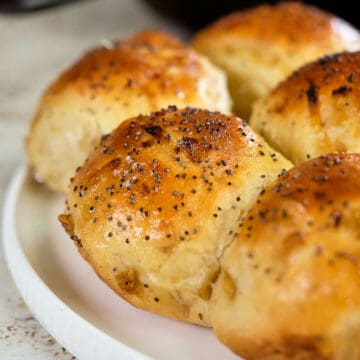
[
  {"x1": 59, "y1": 106, "x2": 291, "y2": 327},
  {"x1": 193, "y1": 1, "x2": 360, "y2": 118},
  {"x1": 26, "y1": 30, "x2": 231, "y2": 192},
  {"x1": 212, "y1": 153, "x2": 360, "y2": 359},
  {"x1": 24, "y1": 2, "x2": 360, "y2": 359},
  {"x1": 250, "y1": 51, "x2": 360, "y2": 164}
]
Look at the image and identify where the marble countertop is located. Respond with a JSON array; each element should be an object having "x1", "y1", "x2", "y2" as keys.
[{"x1": 0, "y1": 1, "x2": 185, "y2": 358}]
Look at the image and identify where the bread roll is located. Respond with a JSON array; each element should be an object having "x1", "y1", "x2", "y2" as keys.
[
  {"x1": 212, "y1": 153, "x2": 360, "y2": 359},
  {"x1": 250, "y1": 51, "x2": 360, "y2": 164},
  {"x1": 192, "y1": 2, "x2": 360, "y2": 119},
  {"x1": 26, "y1": 30, "x2": 231, "y2": 193},
  {"x1": 59, "y1": 106, "x2": 291, "y2": 327}
]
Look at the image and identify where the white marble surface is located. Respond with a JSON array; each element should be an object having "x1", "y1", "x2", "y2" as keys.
[{"x1": 0, "y1": 1, "x2": 186, "y2": 358}]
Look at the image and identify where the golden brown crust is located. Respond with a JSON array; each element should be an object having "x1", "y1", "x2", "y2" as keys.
[
  {"x1": 193, "y1": 2, "x2": 360, "y2": 119},
  {"x1": 250, "y1": 52, "x2": 360, "y2": 164},
  {"x1": 60, "y1": 106, "x2": 291, "y2": 326},
  {"x1": 193, "y1": 2, "x2": 354, "y2": 51},
  {"x1": 212, "y1": 153, "x2": 360, "y2": 359},
  {"x1": 48, "y1": 30, "x2": 207, "y2": 103},
  {"x1": 26, "y1": 29, "x2": 231, "y2": 192},
  {"x1": 259, "y1": 51, "x2": 360, "y2": 117}
]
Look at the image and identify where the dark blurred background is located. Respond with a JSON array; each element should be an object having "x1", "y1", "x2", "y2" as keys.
[
  {"x1": 143, "y1": 0, "x2": 359, "y2": 30},
  {"x1": 0, "y1": 0, "x2": 358, "y2": 31}
]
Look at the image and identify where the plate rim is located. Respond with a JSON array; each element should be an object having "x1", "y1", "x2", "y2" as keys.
[{"x1": 2, "y1": 165, "x2": 153, "y2": 360}]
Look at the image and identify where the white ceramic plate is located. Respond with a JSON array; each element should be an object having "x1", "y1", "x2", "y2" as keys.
[{"x1": 2, "y1": 166, "x2": 239, "y2": 360}]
